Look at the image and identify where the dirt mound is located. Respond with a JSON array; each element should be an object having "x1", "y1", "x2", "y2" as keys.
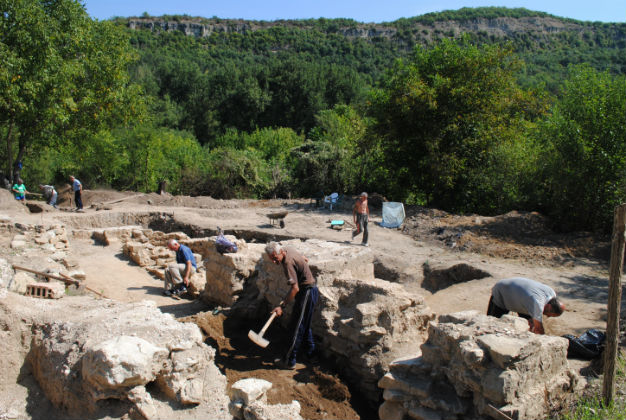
[
  {"x1": 402, "y1": 207, "x2": 610, "y2": 264},
  {"x1": 0, "y1": 188, "x2": 27, "y2": 214}
]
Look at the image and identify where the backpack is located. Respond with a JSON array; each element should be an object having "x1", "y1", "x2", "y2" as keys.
[
  {"x1": 215, "y1": 227, "x2": 238, "y2": 254},
  {"x1": 562, "y1": 329, "x2": 606, "y2": 360}
]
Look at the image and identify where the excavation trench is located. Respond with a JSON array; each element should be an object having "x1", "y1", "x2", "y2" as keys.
[{"x1": 60, "y1": 212, "x2": 378, "y2": 418}]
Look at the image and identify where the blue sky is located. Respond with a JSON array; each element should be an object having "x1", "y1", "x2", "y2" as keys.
[{"x1": 84, "y1": 0, "x2": 625, "y2": 23}]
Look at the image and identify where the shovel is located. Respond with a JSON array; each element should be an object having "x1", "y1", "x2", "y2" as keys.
[{"x1": 248, "y1": 312, "x2": 277, "y2": 348}]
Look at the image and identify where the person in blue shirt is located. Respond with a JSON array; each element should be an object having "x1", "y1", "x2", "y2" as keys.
[{"x1": 163, "y1": 239, "x2": 197, "y2": 297}]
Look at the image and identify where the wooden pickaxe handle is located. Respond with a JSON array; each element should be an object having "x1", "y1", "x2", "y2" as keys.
[{"x1": 259, "y1": 312, "x2": 277, "y2": 337}]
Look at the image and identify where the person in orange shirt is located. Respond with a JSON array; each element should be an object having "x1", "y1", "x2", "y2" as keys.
[{"x1": 352, "y1": 192, "x2": 370, "y2": 247}]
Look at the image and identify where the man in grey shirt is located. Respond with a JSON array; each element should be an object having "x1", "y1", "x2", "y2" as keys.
[{"x1": 487, "y1": 277, "x2": 565, "y2": 334}]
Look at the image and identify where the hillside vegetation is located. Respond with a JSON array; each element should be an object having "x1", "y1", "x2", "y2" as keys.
[{"x1": 1, "y1": 2, "x2": 625, "y2": 232}]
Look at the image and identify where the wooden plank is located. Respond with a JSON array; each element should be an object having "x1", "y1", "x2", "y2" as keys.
[
  {"x1": 58, "y1": 272, "x2": 108, "y2": 299},
  {"x1": 603, "y1": 203, "x2": 626, "y2": 405},
  {"x1": 486, "y1": 404, "x2": 513, "y2": 420},
  {"x1": 12, "y1": 265, "x2": 79, "y2": 286},
  {"x1": 12, "y1": 265, "x2": 109, "y2": 299}
]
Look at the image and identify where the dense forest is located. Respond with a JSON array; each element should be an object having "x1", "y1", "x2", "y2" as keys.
[{"x1": 1, "y1": 0, "x2": 625, "y2": 232}]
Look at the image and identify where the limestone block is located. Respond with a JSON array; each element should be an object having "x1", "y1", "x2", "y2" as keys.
[
  {"x1": 9, "y1": 271, "x2": 35, "y2": 294},
  {"x1": 480, "y1": 368, "x2": 519, "y2": 405},
  {"x1": 229, "y1": 378, "x2": 272, "y2": 405},
  {"x1": 459, "y1": 340, "x2": 486, "y2": 367},
  {"x1": 379, "y1": 400, "x2": 406, "y2": 420},
  {"x1": 82, "y1": 336, "x2": 168, "y2": 390},
  {"x1": 61, "y1": 258, "x2": 79, "y2": 269},
  {"x1": 154, "y1": 258, "x2": 171, "y2": 268},
  {"x1": 41, "y1": 243, "x2": 55, "y2": 251},
  {"x1": 69, "y1": 270, "x2": 86, "y2": 281},
  {"x1": 34, "y1": 236, "x2": 48, "y2": 245},
  {"x1": 406, "y1": 403, "x2": 442, "y2": 420},
  {"x1": 146, "y1": 266, "x2": 165, "y2": 280},
  {"x1": 151, "y1": 246, "x2": 173, "y2": 259},
  {"x1": 0, "y1": 258, "x2": 13, "y2": 289},
  {"x1": 477, "y1": 334, "x2": 526, "y2": 369},
  {"x1": 10, "y1": 240, "x2": 26, "y2": 249},
  {"x1": 389, "y1": 354, "x2": 432, "y2": 377},
  {"x1": 383, "y1": 388, "x2": 412, "y2": 402},
  {"x1": 243, "y1": 400, "x2": 302, "y2": 420},
  {"x1": 377, "y1": 372, "x2": 432, "y2": 399},
  {"x1": 127, "y1": 386, "x2": 157, "y2": 419}
]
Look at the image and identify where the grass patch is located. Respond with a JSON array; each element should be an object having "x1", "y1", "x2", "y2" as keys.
[{"x1": 558, "y1": 353, "x2": 626, "y2": 420}]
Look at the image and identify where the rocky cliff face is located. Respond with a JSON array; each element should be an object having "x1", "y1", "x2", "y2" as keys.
[{"x1": 126, "y1": 16, "x2": 599, "y2": 42}]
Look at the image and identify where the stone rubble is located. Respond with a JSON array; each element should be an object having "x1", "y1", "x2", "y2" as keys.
[
  {"x1": 378, "y1": 311, "x2": 585, "y2": 420},
  {"x1": 228, "y1": 378, "x2": 302, "y2": 420},
  {"x1": 0, "y1": 218, "x2": 79, "y2": 299},
  {"x1": 21, "y1": 296, "x2": 230, "y2": 418}
]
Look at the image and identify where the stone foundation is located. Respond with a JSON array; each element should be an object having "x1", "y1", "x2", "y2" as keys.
[
  {"x1": 378, "y1": 311, "x2": 584, "y2": 420},
  {"x1": 24, "y1": 296, "x2": 229, "y2": 418}
]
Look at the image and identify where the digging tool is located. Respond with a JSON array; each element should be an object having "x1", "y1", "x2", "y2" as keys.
[
  {"x1": 343, "y1": 219, "x2": 356, "y2": 229},
  {"x1": 248, "y1": 312, "x2": 277, "y2": 348}
]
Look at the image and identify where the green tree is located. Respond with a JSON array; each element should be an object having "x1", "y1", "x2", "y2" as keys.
[
  {"x1": 0, "y1": 0, "x2": 142, "y2": 183},
  {"x1": 369, "y1": 38, "x2": 545, "y2": 211},
  {"x1": 538, "y1": 65, "x2": 626, "y2": 231}
]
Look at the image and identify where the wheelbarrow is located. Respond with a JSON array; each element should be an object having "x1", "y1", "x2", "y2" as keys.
[{"x1": 267, "y1": 211, "x2": 288, "y2": 228}]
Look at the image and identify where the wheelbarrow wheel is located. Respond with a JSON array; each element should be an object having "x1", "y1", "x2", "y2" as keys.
[{"x1": 279, "y1": 220, "x2": 285, "y2": 228}]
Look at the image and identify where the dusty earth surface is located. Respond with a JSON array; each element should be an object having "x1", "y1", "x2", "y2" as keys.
[{"x1": 1, "y1": 188, "x2": 624, "y2": 419}]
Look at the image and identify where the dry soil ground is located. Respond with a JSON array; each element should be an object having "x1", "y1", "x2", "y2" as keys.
[{"x1": 1, "y1": 188, "x2": 624, "y2": 419}]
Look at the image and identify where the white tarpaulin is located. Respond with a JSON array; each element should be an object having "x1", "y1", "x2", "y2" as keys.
[{"x1": 380, "y1": 202, "x2": 405, "y2": 228}]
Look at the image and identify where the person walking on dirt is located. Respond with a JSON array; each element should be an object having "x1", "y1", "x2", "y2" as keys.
[
  {"x1": 352, "y1": 192, "x2": 370, "y2": 246},
  {"x1": 487, "y1": 277, "x2": 565, "y2": 334},
  {"x1": 69, "y1": 175, "x2": 83, "y2": 211},
  {"x1": 266, "y1": 241, "x2": 319, "y2": 369},
  {"x1": 11, "y1": 178, "x2": 28, "y2": 202},
  {"x1": 163, "y1": 239, "x2": 197, "y2": 297},
  {"x1": 39, "y1": 184, "x2": 58, "y2": 208}
]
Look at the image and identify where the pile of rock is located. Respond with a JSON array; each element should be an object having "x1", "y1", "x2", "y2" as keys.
[
  {"x1": 0, "y1": 219, "x2": 82, "y2": 299},
  {"x1": 378, "y1": 311, "x2": 584, "y2": 420},
  {"x1": 9, "y1": 224, "x2": 70, "y2": 251},
  {"x1": 23, "y1": 296, "x2": 230, "y2": 418},
  {"x1": 121, "y1": 229, "x2": 206, "y2": 296}
]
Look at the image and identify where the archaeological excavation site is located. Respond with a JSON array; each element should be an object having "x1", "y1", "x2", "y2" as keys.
[{"x1": 0, "y1": 188, "x2": 623, "y2": 420}]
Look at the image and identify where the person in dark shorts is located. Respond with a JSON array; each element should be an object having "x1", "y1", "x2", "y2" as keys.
[
  {"x1": 487, "y1": 277, "x2": 565, "y2": 334},
  {"x1": 265, "y1": 241, "x2": 319, "y2": 369},
  {"x1": 352, "y1": 192, "x2": 370, "y2": 246}
]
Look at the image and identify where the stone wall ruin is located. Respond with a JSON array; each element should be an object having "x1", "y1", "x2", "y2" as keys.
[
  {"x1": 21, "y1": 295, "x2": 230, "y2": 419},
  {"x1": 378, "y1": 311, "x2": 584, "y2": 420}
]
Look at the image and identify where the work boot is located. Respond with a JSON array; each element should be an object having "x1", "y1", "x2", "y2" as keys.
[
  {"x1": 274, "y1": 357, "x2": 296, "y2": 370},
  {"x1": 163, "y1": 289, "x2": 173, "y2": 297},
  {"x1": 172, "y1": 285, "x2": 187, "y2": 296}
]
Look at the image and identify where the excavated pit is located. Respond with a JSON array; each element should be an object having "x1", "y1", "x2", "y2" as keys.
[
  {"x1": 53, "y1": 213, "x2": 379, "y2": 418},
  {"x1": 421, "y1": 262, "x2": 491, "y2": 293}
]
